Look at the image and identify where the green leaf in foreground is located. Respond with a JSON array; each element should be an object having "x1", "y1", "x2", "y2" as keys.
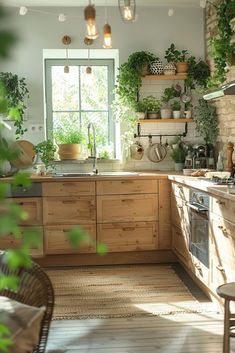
[
  {"x1": 11, "y1": 172, "x2": 31, "y2": 188},
  {"x1": 0, "y1": 275, "x2": 19, "y2": 291},
  {"x1": 0, "y1": 324, "x2": 12, "y2": 353},
  {"x1": 68, "y1": 227, "x2": 90, "y2": 248},
  {"x1": 4, "y1": 249, "x2": 31, "y2": 271},
  {"x1": 97, "y1": 243, "x2": 108, "y2": 256}
]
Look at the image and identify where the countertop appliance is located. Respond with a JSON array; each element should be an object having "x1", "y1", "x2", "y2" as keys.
[
  {"x1": 203, "y1": 80, "x2": 235, "y2": 100},
  {"x1": 188, "y1": 188, "x2": 209, "y2": 268}
]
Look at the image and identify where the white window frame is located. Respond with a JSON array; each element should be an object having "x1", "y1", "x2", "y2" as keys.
[{"x1": 43, "y1": 49, "x2": 120, "y2": 160}]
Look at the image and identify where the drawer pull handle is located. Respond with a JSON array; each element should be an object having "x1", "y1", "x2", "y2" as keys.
[
  {"x1": 216, "y1": 200, "x2": 226, "y2": 206},
  {"x1": 177, "y1": 185, "x2": 183, "y2": 189},
  {"x1": 195, "y1": 263, "x2": 201, "y2": 270},
  {"x1": 62, "y1": 200, "x2": 76, "y2": 204},
  {"x1": 62, "y1": 183, "x2": 76, "y2": 186},
  {"x1": 216, "y1": 265, "x2": 225, "y2": 272},
  {"x1": 218, "y1": 225, "x2": 224, "y2": 229},
  {"x1": 178, "y1": 206, "x2": 183, "y2": 209},
  {"x1": 121, "y1": 199, "x2": 133, "y2": 203},
  {"x1": 121, "y1": 180, "x2": 133, "y2": 184},
  {"x1": 122, "y1": 227, "x2": 135, "y2": 231}
]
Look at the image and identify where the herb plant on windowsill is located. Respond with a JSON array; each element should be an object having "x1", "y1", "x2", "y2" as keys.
[
  {"x1": 34, "y1": 139, "x2": 56, "y2": 174},
  {"x1": 54, "y1": 129, "x2": 86, "y2": 160}
]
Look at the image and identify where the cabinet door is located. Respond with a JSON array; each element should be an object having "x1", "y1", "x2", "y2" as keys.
[
  {"x1": 43, "y1": 181, "x2": 95, "y2": 196},
  {"x1": 0, "y1": 226, "x2": 44, "y2": 256},
  {"x1": 45, "y1": 224, "x2": 96, "y2": 254},
  {"x1": 97, "y1": 179, "x2": 158, "y2": 195},
  {"x1": 97, "y1": 194, "x2": 158, "y2": 223},
  {"x1": 8, "y1": 197, "x2": 42, "y2": 225},
  {"x1": 211, "y1": 195, "x2": 235, "y2": 223},
  {"x1": 159, "y1": 180, "x2": 171, "y2": 249},
  {"x1": 43, "y1": 196, "x2": 96, "y2": 225},
  {"x1": 171, "y1": 182, "x2": 189, "y2": 202},
  {"x1": 97, "y1": 222, "x2": 158, "y2": 252},
  {"x1": 172, "y1": 225, "x2": 189, "y2": 266},
  {"x1": 171, "y1": 195, "x2": 190, "y2": 237}
]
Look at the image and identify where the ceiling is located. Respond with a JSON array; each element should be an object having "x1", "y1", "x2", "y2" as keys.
[{"x1": 4, "y1": 0, "x2": 201, "y2": 8}]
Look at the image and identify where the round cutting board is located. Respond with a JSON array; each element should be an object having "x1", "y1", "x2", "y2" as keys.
[{"x1": 12, "y1": 140, "x2": 37, "y2": 169}]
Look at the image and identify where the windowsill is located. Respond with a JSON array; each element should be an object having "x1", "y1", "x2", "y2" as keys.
[{"x1": 53, "y1": 159, "x2": 121, "y2": 164}]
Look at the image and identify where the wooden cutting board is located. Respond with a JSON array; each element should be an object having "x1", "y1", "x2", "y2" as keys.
[{"x1": 12, "y1": 140, "x2": 37, "y2": 169}]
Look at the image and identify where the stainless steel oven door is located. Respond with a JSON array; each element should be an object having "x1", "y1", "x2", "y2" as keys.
[{"x1": 189, "y1": 204, "x2": 209, "y2": 268}]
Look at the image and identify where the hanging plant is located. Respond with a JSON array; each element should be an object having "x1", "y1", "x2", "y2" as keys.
[
  {"x1": 0, "y1": 72, "x2": 29, "y2": 138},
  {"x1": 208, "y1": 0, "x2": 235, "y2": 87}
]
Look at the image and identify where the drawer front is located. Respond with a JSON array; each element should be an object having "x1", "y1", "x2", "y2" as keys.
[
  {"x1": 190, "y1": 255, "x2": 209, "y2": 286},
  {"x1": 97, "y1": 222, "x2": 158, "y2": 252},
  {"x1": 172, "y1": 225, "x2": 189, "y2": 265},
  {"x1": 43, "y1": 196, "x2": 96, "y2": 225},
  {"x1": 9, "y1": 197, "x2": 42, "y2": 225},
  {"x1": 97, "y1": 179, "x2": 158, "y2": 195},
  {"x1": 45, "y1": 224, "x2": 96, "y2": 254},
  {"x1": 171, "y1": 196, "x2": 190, "y2": 235},
  {"x1": 171, "y1": 182, "x2": 189, "y2": 202},
  {"x1": 97, "y1": 194, "x2": 158, "y2": 223},
  {"x1": 210, "y1": 255, "x2": 235, "y2": 294},
  {"x1": 43, "y1": 181, "x2": 95, "y2": 196},
  {"x1": 0, "y1": 226, "x2": 44, "y2": 256},
  {"x1": 211, "y1": 195, "x2": 235, "y2": 223},
  {"x1": 210, "y1": 214, "x2": 235, "y2": 266}
]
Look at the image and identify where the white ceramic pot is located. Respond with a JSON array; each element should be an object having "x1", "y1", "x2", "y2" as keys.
[
  {"x1": 184, "y1": 110, "x2": 192, "y2": 118},
  {"x1": 173, "y1": 111, "x2": 181, "y2": 119},
  {"x1": 161, "y1": 109, "x2": 172, "y2": 119},
  {"x1": 174, "y1": 162, "x2": 184, "y2": 171},
  {"x1": 136, "y1": 112, "x2": 146, "y2": 120}
]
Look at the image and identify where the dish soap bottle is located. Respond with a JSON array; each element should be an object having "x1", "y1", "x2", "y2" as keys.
[{"x1": 216, "y1": 152, "x2": 224, "y2": 171}]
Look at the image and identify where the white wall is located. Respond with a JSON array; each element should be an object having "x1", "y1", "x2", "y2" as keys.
[{"x1": 2, "y1": 5, "x2": 205, "y2": 169}]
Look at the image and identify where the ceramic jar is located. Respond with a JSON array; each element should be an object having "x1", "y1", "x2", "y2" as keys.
[{"x1": 150, "y1": 60, "x2": 164, "y2": 75}]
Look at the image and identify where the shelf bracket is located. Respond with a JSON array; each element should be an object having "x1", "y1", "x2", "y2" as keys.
[{"x1": 134, "y1": 122, "x2": 188, "y2": 139}]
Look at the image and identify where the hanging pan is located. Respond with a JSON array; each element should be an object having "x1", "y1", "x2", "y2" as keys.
[{"x1": 147, "y1": 136, "x2": 167, "y2": 163}]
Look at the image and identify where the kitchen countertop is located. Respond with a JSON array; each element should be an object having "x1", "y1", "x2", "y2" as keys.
[{"x1": 169, "y1": 175, "x2": 235, "y2": 201}]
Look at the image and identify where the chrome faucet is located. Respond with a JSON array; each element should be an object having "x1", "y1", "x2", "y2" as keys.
[{"x1": 87, "y1": 122, "x2": 98, "y2": 174}]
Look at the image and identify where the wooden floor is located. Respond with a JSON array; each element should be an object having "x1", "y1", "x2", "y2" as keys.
[{"x1": 46, "y1": 264, "x2": 235, "y2": 353}]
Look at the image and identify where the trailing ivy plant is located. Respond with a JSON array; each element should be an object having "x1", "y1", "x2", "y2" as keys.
[
  {"x1": 208, "y1": 0, "x2": 235, "y2": 87},
  {"x1": 186, "y1": 57, "x2": 210, "y2": 89},
  {"x1": 194, "y1": 98, "x2": 219, "y2": 146},
  {"x1": 33, "y1": 140, "x2": 56, "y2": 173},
  {"x1": 0, "y1": 72, "x2": 29, "y2": 138}
]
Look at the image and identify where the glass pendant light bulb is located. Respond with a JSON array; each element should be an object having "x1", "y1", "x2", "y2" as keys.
[
  {"x1": 84, "y1": 4, "x2": 98, "y2": 40},
  {"x1": 123, "y1": 5, "x2": 133, "y2": 20},
  {"x1": 103, "y1": 23, "x2": 112, "y2": 48}
]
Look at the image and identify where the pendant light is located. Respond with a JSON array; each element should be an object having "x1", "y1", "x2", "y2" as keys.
[
  {"x1": 84, "y1": 1, "x2": 98, "y2": 40},
  {"x1": 62, "y1": 35, "x2": 71, "y2": 74},
  {"x1": 86, "y1": 48, "x2": 92, "y2": 75},
  {"x1": 103, "y1": 0, "x2": 112, "y2": 49},
  {"x1": 118, "y1": 0, "x2": 136, "y2": 22}
]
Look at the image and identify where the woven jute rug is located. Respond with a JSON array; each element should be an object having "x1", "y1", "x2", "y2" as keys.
[{"x1": 46, "y1": 264, "x2": 217, "y2": 320}]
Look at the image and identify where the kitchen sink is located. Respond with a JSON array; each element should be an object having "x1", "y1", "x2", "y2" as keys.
[{"x1": 53, "y1": 171, "x2": 140, "y2": 177}]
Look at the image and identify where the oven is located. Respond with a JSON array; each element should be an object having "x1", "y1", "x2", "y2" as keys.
[{"x1": 188, "y1": 188, "x2": 209, "y2": 268}]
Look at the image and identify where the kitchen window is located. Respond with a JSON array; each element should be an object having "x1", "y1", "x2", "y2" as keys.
[{"x1": 45, "y1": 58, "x2": 116, "y2": 158}]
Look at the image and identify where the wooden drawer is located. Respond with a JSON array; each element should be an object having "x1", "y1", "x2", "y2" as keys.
[
  {"x1": 0, "y1": 226, "x2": 44, "y2": 256},
  {"x1": 210, "y1": 214, "x2": 235, "y2": 266},
  {"x1": 210, "y1": 255, "x2": 235, "y2": 294},
  {"x1": 43, "y1": 196, "x2": 96, "y2": 225},
  {"x1": 8, "y1": 197, "x2": 42, "y2": 225},
  {"x1": 211, "y1": 195, "x2": 235, "y2": 223},
  {"x1": 172, "y1": 225, "x2": 189, "y2": 266},
  {"x1": 43, "y1": 181, "x2": 95, "y2": 196},
  {"x1": 97, "y1": 222, "x2": 158, "y2": 252},
  {"x1": 45, "y1": 224, "x2": 96, "y2": 254},
  {"x1": 97, "y1": 194, "x2": 158, "y2": 223},
  {"x1": 171, "y1": 182, "x2": 189, "y2": 202},
  {"x1": 97, "y1": 179, "x2": 158, "y2": 195}
]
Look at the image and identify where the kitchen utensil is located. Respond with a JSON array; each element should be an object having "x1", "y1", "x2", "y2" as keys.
[
  {"x1": 11, "y1": 140, "x2": 37, "y2": 169},
  {"x1": 181, "y1": 87, "x2": 192, "y2": 104},
  {"x1": 130, "y1": 138, "x2": 144, "y2": 160},
  {"x1": 147, "y1": 137, "x2": 167, "y2": 163}
]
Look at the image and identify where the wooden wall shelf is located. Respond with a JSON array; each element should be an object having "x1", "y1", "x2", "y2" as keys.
[
  {"x1": 138, "y1": 118, "x2": 193, "y2": 124},
  {"x1": 142, "y1": 74, "x2": 187, "y2": 81}
]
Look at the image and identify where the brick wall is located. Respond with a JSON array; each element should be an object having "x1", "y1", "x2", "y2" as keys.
[{"x1": 206, "y1": 0, "x2": 235, "y2": 162}]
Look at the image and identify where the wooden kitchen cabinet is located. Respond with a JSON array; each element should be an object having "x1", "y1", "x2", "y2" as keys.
[
  {"x1": 44, "y1": 224, "x2": 96, "y2": 254},
  {"x1": 97, "y1": 222, "x2": 158, "y2": 252},
  {"x1": 172, "y1": 225, "x2": 189, "y2": 266},
  {"x1": 158, "y1": 180, "x2": 171, "y2": 249},
  {"x1": 43, "y1": 180, "x2": 97, "y2": 257},
  {"x1": 8, "y1": 197, "x2": 42, "y2": 225},
  {"x1": 97, "y1": 178, "x2": 159, "y2": 252},
  {"x1": 210, "y1": 194, "x2": 235, "y2": 223}
]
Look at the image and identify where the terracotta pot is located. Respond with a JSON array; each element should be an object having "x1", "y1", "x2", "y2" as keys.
[
  {"x1": 141, "y1": 64, "x2": 149, "y2": 76},
  {"x1": 58, "y1": 144, "x2": 81, "y2": 160},
  {"x1": 175, "y1": 62, "x2": 188, "y2": 74},
  {"x1": 147, "y1": 112, "x2": 160, "y2": 119}
]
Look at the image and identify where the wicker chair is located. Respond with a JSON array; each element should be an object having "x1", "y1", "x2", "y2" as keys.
[{"x1": 0, "y1": 252, "x2": 54, "y2": 353}]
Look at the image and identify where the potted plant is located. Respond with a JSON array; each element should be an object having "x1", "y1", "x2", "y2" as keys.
[
  {"x1": 171, "y1": 145, "x2": 186, "y2": 171},
  {"x1": 54, "y1": 128, "x2": 86, "y2": 160},
  {"x1": 141, "y1": 96, "x2": 161, "y2": 119},
  {"x1": 171, "y1": 100, "x2": 181, "y2": 119},
  {"x1": 135, "y1": 100, "x2": 146, "y2": 120},
  {"x1": 34, "y1": 139, "x2": 56, "y2": 174},
  {"x1": 128, "y1": 51, "x2": 158, "y2": 76},
  {"x1": 0, "y1": 72, "x2": 29, "y2": 138},
  {"x1": 186, "y1": 58, "x2": 210, "y2": 89},
  {"x1": 160, "y1": 87, "x2": 176, "y2": 119},
  {"x1": 165, "y1": 44, "x2": 189, "y2": 74},
  {"x1": 194, "y1": 99, "x2": 219, "y2": 156},
  {"x1": 184, "y1": 102, "x2": 193, "y2": 118}
]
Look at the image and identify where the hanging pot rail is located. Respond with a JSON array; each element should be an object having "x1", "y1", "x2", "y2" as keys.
[{"x1": 134, "y1": 122, "x2": 188, "y2": 139}]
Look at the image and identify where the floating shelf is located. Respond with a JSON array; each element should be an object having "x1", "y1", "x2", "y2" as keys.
[
  {"x1": 142, "y1": 74, "x2": 188, "y2": 81},
  {"x1": 138, "y1": 118, "x2": 193, "y2": 123}
]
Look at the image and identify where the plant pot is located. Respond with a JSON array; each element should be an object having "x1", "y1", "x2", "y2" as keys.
[
  {"x1": 141, "y1": 64, "x2": 149, "y2": 77},
  {"x1": 173, "y1": 111, "x2": 181, "y2": 119},
  {"x1": 184, "y1": 110, "x2": 192, "y2": 118},
  {"x1": 174, "y1": 162, "x2": 184, "y2": 171},
  {"x1": 175, "y1": 62, "x2": 188, "y2": 74},
  {"x1": 160, "y1": 109, "x2": 172, "y2": 119},
  {"x1": 147, "y1": 112, "x2": 160, "y2": 119},
  {"x1": 136, "y1": 112, "x2": 146, "y2": 120},
  {"x1": 58, "y1": 144, "x2": 81, "y2": 160}
]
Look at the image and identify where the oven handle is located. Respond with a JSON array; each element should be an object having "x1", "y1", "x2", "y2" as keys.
[{"x1": 188, "y1": 203, "x2": 208, "y2": 213}]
